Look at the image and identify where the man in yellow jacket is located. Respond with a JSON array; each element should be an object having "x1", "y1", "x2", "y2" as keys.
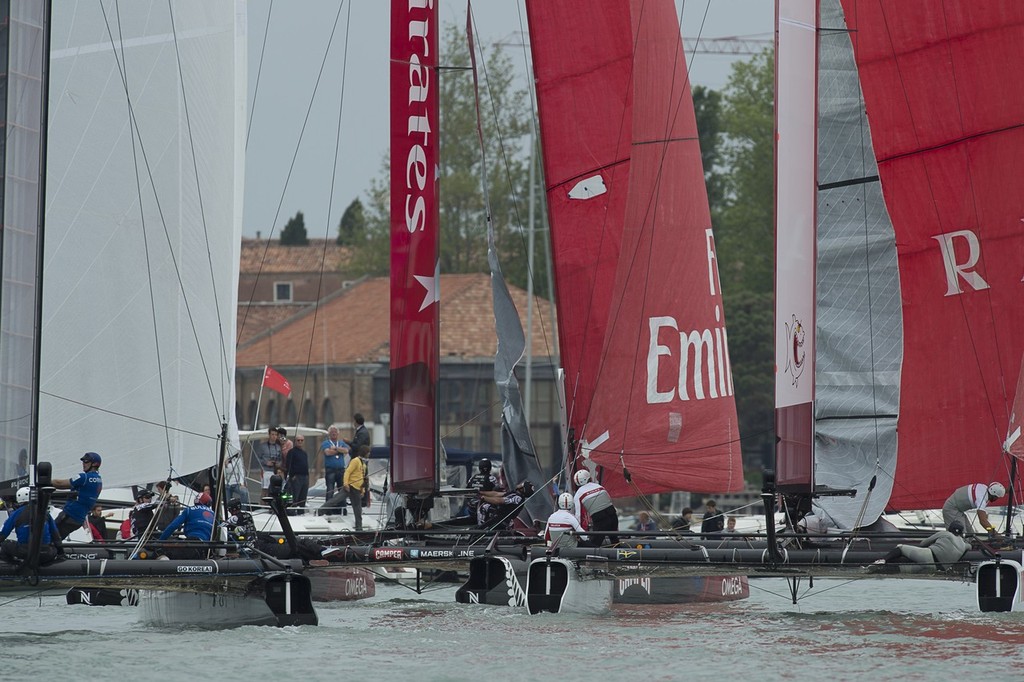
[{"x1": 343, "y1": 445, "x2": 369, "y2": 531}]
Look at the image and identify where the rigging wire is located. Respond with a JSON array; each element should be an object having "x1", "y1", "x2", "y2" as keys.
[
  {"x1": 236, "y1": 2, "x2": 347, "y2": 348},
  {"x1": 293, "y1": 0, "x2": 353, "y2": 416},
  {"x1": 246, "y1": 0, "x2": 274, "y2": 149}
]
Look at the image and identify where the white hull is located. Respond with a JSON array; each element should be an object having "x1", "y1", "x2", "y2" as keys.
[
  {"x1": 976, "y1": 559, "x2": 1023, "y2": 613},
  {"x1": 526, "y1": 557, "x2": 613, "y2": 615},
  {"x1": 140, "y1": 590, "x2": 282, "y2": 628}
]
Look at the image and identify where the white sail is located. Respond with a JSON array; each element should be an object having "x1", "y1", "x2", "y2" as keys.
[{"x1": 39, "y1": 1, "x2": 245, "y2": 488}]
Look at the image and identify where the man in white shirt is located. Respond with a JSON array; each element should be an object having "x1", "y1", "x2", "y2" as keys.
[
  {"x1": 571, "y1": 469, "x2": 618, "y2": 545},
  {"x1": 544, "y1": 493, "x2": 587, "y2": 549}
]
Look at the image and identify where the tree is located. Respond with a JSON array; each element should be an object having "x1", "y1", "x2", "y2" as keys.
[
  {"x1": 692, "y1": 85, "x2": 725, "y2": 216},
  {"x1": 713, "y1": 49, "x2": 775, "y2": 474},
  {"x1": 355, "y1": 23, "x2": 533, "y2": 288},
  {"x1": 336, "y1": 198, "x2": 366, "y2": 246},
  {"x1": 280, "y1": 210, "x2": 309, "y2": 246}
]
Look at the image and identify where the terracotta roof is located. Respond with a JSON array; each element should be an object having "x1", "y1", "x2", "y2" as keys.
[
  {"x1": 236, "y1": 273, "x2": 558, "y2": 367},
  {"x1": 240, "y1": 238, "x2": 352, "y2": 274},
  {"x1": 236, "y1": 303, "x2": 309, "y2": 346}
]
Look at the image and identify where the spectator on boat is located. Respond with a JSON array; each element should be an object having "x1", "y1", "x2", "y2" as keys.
[
  {"x1": 225, "y1": 450, "x2": 250, "y2": 508},
  {"x1": 253, "y1": 427, "x2": 283, "y2": 498},
  {"x1": 868, "y1": 521, "x2": 970, "y2": 574},
  {"x1": 572, "y1": 470, "x2": 619, "y2": 545},
  {"x1": 320, "y1": 425, "x2": 350, "y2": 501},
  {"x1": 671, "y1": 508, "x2": 694, "y2": 532},
  {"x1": 343, "y1": 445, "x2": 369, "y2": 531},
  {"x1": 941, "y1": 482, "x2": 1005, "y2": 538},
  {"x1": 633, "y1": 511, "x2": 657, "y2": 532},
  {"x1": 286, "y1": 435, "x2": 310, "y2": 513},
  {"x1": 0, "y1": 487, "x2": 64, "y2": 565},
  {"x1": 350, "y1": 413, "x2": 371, "y2": 456},
  {"x1": 52, "y1": 452, "x2": 104, "y2": 539},
  {"x1": 158, "y1": 492, "x2": 215, "y2": 559},
  {"x1": 725, "y1": 516, "x2": 737, "y2": 533},
  {"x1": 88, "y1": 504, "x2": 114, "y2": 541},
  {"x1": 478, "y1": 480, "x2": 534, "y2": 530},
  {"x1": 700, "y1": 499, "x2": 725, "y2": 536},
  {"x1": 545, "y1": 492, "x2": 587, "y2": 549}
]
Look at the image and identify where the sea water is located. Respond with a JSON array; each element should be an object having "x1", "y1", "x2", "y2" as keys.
[{"x1": 1, "y1": 578, "x2": 1021, "y2": 680}]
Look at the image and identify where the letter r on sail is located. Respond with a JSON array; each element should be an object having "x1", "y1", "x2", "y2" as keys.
[{"x1": 932, "y1": 229, "x2": 989, "y2": 296}]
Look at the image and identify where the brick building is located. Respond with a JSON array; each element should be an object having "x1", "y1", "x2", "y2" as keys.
[{"x1": 235, "y1": 258, "x2": 562, "y2": 473}]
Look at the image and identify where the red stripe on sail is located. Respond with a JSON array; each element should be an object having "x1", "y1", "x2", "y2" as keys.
[
  {"x1": 390, "y1": 0, "x2": 440, "y2": 493},
  {"x1": 841, "y1": 1, "x2": 1024, "y2": 508}
]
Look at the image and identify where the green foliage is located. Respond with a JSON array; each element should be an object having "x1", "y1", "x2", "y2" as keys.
[
  {"x1": 280, "y1": 210, "x2": 309, "y2": 246},
  {"x1": 711, "y1": 48, "x2": 776, "y2": 471},
  {"x1": 693, "y1": 85, "x2": 725, "y2": 214},
  {"x1": 355, "y1": 24, "x2": 534, "y2": 292},
  {"x1": 337, "y1": 198, "x2": 366, "y2": 246}
]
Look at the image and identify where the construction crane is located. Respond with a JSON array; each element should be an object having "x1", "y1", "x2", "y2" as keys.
[{"x1": 684, "y1": 34, "x2": 773, "y2": 55}]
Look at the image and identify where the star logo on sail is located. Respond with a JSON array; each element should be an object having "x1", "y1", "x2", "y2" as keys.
[
  {"x1": 784, "y1": 314, "x2": 806, "y2": 387},
  {"x1": 413, "y1": 260, "x2": 440, "y2": 312}
]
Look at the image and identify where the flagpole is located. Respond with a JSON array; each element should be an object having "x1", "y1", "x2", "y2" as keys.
[{"x1": 248, "y1": 365, "x2": 269, "y2": 491}]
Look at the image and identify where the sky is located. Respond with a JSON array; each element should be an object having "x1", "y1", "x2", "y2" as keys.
[{"x1": 242, "y1": 1, "x2": 774, "y2": 239}]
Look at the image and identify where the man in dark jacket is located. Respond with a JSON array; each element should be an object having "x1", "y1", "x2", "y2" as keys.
[
  {"x1": 286, "y1": 436, "x2": 310, "y2": 513},
  {"x1": 700, "y1": 499, "x2": 724, "y2": 536}
]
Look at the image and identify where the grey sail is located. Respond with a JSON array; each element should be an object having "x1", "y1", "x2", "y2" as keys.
[
  {"x1": 0, "y1": 1, "x2": 49, "y2": 490},
  {"x1": 812, "y1": 0, "x2": 901, "y2": 529}
]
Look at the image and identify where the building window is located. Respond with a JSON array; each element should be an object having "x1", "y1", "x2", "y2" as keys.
[
  {"x1": 302, "y1": 399, "x2": 317, "y2": 427},
  {"x1": 321, "y1": 399, "x2": 334, "y2": 428},
  {"x1": 285, "y1": 400, "x2": 298, "y2": 426},
  {"x1": 274, "y1": 282, "x2": 293, "y2": 302}
]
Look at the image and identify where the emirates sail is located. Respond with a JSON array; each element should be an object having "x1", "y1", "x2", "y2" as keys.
[
  {"x1": 775, "y1": 0, "x2": 1024, "y2": 525},
  {"x1": 528, "y1": 0, "x2": 742, "y2": 497},
  {"x1": 390, "y1": 0, "x2": 440, "y2": 493}
]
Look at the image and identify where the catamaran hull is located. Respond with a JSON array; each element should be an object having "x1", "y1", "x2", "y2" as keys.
[
  {"x1": 614, "y1": 575, "x2": 749, "y2": 604},
  {"x1": 307, "y1": 566, "x2": 376, "y2": 602},
  {"x1": 976, "y1": 560, "x2": 1023, "y2": 613},
  {"x1": 456, "y1": 556, "x2": 528, "y2": 606},
  {"x1": 526, "y1": 557, "x2": 613, "y2": 615},
  {"x1": 140, "y1": 572, "x2": 317, "y2": 628}
]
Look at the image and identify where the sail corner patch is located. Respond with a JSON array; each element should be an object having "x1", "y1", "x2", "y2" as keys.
[{"x1": 567, "y1": 175, "x2": 607, "y2": 200}]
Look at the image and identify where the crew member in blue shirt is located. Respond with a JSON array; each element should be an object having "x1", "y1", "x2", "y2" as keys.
[
  {"x1": 0, "y1": 487, "x2": 64, "y2": 565},
  {"x1": 159, "y1": 492, "x2": 215, "y2": 559},
  {"x1": 52, "y1": 452, "x2": 104, "y2": 539}
]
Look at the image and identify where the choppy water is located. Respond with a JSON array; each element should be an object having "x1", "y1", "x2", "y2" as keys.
[{"x1": 2, "y1": 577, "x2": 1022, "y2": 680}]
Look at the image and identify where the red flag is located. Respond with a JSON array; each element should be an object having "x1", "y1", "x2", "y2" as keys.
[{"x1": 262, "y1": 366, "x2": 291, "y2": 397}]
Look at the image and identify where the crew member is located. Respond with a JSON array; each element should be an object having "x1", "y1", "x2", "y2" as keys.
[
  {"x1": 52, "y1": 452, "x2": 104, "y2": 539},
  {"x1": 478, "y1": 480, "x2": 533, "y2": 530},
  {"x1": 544, "y1": 492, "x2": 586, "y2": 549},
  {"x1": 572, "y1": 470, "x2": 618, "y2": 545},
  {"x1": 159, "y1": 492, "x2": 215, "y2": 559},
  {"x1": 941, "y1": 482, "x2": 1005, "y2": 537},
  {"x1": 0, "y1": 487, "x2": 64, "y2": 565},
  {"x1": 868, "y1": 521, "x2": 971, "y2": 574}
]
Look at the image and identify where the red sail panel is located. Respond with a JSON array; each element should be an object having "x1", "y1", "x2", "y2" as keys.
[
  {"x1": 1006, "y1": 354, "x2": 1024, "y2": 460},
  {"x1": 842, "y1": 1, "x2": 1024, "y2": 508},
  {"x1": 584, "y1": 0, "x2": 741, "y2": 497},
  {"x1": 525, "y1": 1, "x2": 633, "y2": 462},
  {"x1": 390, "y1": 0, "x2": 440, "y2": 493}
]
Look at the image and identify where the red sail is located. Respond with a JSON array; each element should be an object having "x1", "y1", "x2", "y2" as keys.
[
  {"x1": 390, "y1": 0, "x2": 440, "y2": 493},
  {"x1": 841, "y1": 1, "x2": 1024, "y2": 508},
  {"x1": 526, "y1": 1, "x2": 633, "y2": 463},
  {"x1": 529, "y1": 0, "x2": 742, "y2": 496}
]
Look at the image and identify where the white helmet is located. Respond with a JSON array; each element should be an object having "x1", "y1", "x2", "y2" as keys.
[
  {"x1": 15, "y1": 487, "x2": 30, "y2": 504},
  {"x1": 557, "y1": 492, "x2": 574, "y2": 511},
  {"x1": 988, "y1": 482, "x2": 1006, "y2": 499},
  {"x1": 573, "y1": 470, "x2": 591, "y2": 488}
]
